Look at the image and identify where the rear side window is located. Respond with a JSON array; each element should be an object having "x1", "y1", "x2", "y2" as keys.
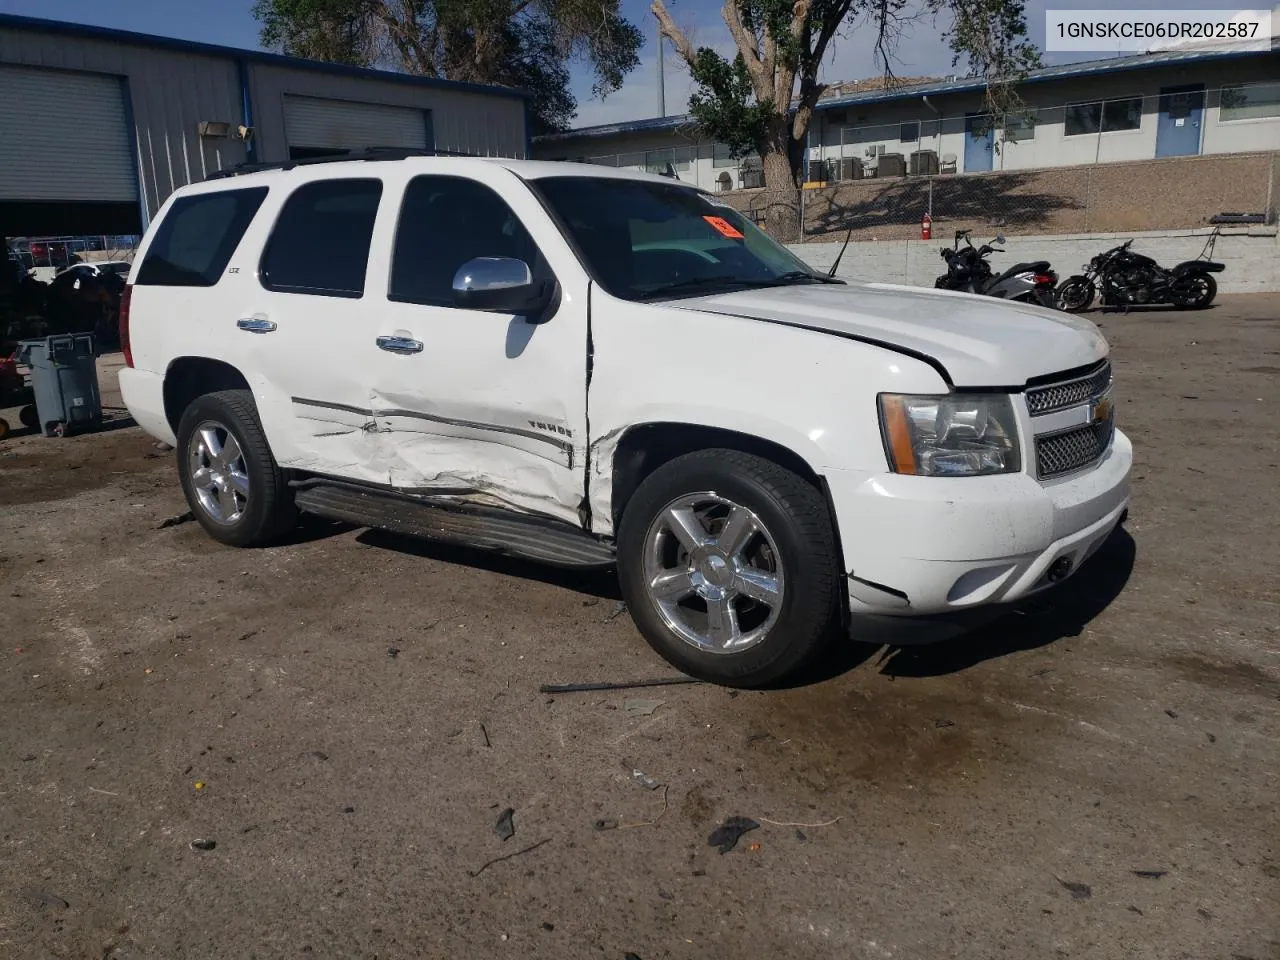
[
  {"x1": 260, "y1": 179, "x2": 383, "y2": 298},
  {"x1": 134, "y1": 187, "x2": 267, "y2": 286}
]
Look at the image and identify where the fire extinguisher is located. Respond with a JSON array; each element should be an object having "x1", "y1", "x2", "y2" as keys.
[{"x1": 921, "y1": 213, "x2": 932, "y2": 241}]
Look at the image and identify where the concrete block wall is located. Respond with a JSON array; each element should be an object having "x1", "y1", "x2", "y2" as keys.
[{"x1": 788, "y1": 227, "x2": 1280, "y2": 295}]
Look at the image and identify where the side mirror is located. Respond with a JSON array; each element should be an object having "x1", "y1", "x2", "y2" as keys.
[
  {"x1": 451, "y1": 257, "x2": 551, "y2": 316},
  {"x1": 994, "y1": 234, "x2": 1006, "y2": 245}
]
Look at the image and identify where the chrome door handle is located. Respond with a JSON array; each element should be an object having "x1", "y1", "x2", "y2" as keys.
[
  {"x1": 376, "y1": 335, "x2": 423, "y2": 355},
  {"x1": 237, "y1": 318, "x2": 277, "y2": 333}
]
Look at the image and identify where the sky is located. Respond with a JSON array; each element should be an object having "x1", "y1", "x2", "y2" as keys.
[{"x1": 0, "y1": 0, "x2": 1267, "y2": 128}]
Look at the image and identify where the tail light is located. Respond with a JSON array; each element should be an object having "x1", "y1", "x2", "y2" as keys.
[
  {"x1": 1034, "y1": 273, "x2": 1056, "y2": 286},
  {"x1": 119, "y1": 285, "x2": 134, "y2": 367}
]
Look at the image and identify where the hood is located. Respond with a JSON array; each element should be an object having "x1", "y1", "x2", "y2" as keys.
[{"x1": 672, "y1": 281, "x2": 1108, "y2": 387}]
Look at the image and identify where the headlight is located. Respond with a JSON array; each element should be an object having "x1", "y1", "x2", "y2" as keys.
[{"x1": 878, "y1": 393, "x2": 1021, "y2": 476}]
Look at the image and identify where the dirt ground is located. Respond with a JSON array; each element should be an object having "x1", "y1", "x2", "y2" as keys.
[{"x1": 1, "y1": 297, "x2": 1277, "y2": 960}]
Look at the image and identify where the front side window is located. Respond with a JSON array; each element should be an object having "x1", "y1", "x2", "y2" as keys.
[
  {"x1": 260, "y1": 178, "x2": 382, "y2": 298},
  {"x1": 388, "y1": 175, "x2": 542, "y2": 308},
  {"x1": 135, "y1": 187, "x2": 267, "y2": 287},
  {"x1": 532, "y1": 176, "x2": 833, "y2": 303}
]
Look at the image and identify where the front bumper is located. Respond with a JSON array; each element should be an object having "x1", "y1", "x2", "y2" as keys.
[{"x1": 828, "y1": 428, "x2": 1132, "y2": 619}]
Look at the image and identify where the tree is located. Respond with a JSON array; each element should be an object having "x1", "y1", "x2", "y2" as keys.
[
  {"x1": 253, "y1": 0, "x2": 643, "y2": 134},
  {"x1": 651, "y1": 0, "x2": 1041, "y2": 240}
]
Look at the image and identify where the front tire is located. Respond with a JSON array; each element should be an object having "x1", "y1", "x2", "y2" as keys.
[
  {"x1": 616, "y1": 449, "x2": 839, "y2": 688},
  {"x1": 1056, "y1": 276, "x2": 1095, "y2": 312},
  {"x1": 176, "y1": 389, "x2": 297, "y2": 547}
]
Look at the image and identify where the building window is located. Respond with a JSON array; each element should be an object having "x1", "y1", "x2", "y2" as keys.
[
  {"x1": 644, "y1": 147, "x2": 692, "y2": 173},
  {"x1": 1064, "y1": 97, "x2": 1143, "y2": 136},
  {"x1": 1004, "y1": 112, "x2": 1036, "y2": 142},
  {"x1": 1221, "y1": 81, "x2": 1280, "y2": 122},
  {"x1": 1103, "y1": 97, "x2": 1143, "y2": 131},
  {"x1": 712, "y1": 143, "x2": 736, "y2": 167},
  {"x1": 260, "y1": 179, "x2": 382, "y2": 298},
  {"x1": 899, "y1": 122, "x2": 920, "y2": 143}
]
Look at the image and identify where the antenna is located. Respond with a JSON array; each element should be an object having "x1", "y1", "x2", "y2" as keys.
[
  {"x1": 656, "y1": 15, "x2": 666, "y2": 117},
  {"x1": 827, "y1": 225, "x2": 855, "y2": 277}
]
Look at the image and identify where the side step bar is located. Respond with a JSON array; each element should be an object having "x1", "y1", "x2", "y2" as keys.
[{"x1": 292, "y1": 481, "x2": 616, "y2": 569}]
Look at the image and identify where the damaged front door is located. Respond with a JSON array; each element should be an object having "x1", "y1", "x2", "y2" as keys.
[{"x1": 366, "y1": 170, "x2": 588, "y2": 526}]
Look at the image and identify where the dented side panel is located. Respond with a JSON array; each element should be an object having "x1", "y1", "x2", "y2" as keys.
[
  {"x1": 584, "y1": 288, "x2": 948, "y2": 542},
  {"x1": 355, "y1": 163, "x2": 595, "y2": 526}
]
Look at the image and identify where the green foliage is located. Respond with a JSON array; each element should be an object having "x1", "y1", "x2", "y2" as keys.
[
  {"x1": 664, "y1": 0, "x2": 1040, "y2": 178},
  {"x1": 252, "y1": 0, "x2": 641, "y2": 133},
  {"x1": 686, "y1": 52, "x2": 773, "y2": 159},
  {"x1": 253, "y1": 0, "x2": 379, "y2": 65}
]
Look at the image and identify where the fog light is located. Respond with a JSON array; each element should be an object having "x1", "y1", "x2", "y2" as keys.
[{"x1": 1047, "y1": 557, "x2": 1073, "y2": 583}]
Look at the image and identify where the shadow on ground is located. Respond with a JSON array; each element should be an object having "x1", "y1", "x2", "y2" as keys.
[
  {"x1": 318, "y1": 518, "x2": 1132, "y2": 685},
  {"x1": 810, "y1": 173, "x2": 1085, "y2": 240},
  {"x1": 356, "y1": 527, "x2": 623, "y2": 600},
  {"x1": 876, "y1": 526, "x2": 1136, "y2": 678}
]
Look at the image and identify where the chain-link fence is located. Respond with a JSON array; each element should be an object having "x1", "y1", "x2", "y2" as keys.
[
  {"x1": 564, "y1": 80, "x2": 1278, "y2": 240},
  {"x1": 9, "y1": 235, "x2": 141, "y2": 274}
]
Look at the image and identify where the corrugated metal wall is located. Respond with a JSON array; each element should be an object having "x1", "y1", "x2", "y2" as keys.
[
  {"x1": 248, "y1": 64, "x2": 527, "y2": 162},
  {"x1": 0, "y1": 22, "x2": 527, "y2": 230},
  {"x1": 0, "y1": 25, "x2": 246, "y2": 225}
]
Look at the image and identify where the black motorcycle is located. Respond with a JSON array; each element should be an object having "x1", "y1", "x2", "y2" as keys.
[
  {"x1": 1056, "y1": 229, "x2": 1224, "y2": 312},
  {"x1": 935, "y1": 230, "x2": 1059, "y2": 308}
]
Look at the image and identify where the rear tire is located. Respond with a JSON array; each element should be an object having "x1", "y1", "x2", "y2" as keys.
[
  {"x1": 1056, "y1": 277, "x2": 1095, "y2": 312},
  {"x1": 1173, "y1": 272, "x2": 1216, "y2": 310},
  {"x1": 616, "y1": 449, "x2": 839, "y2": 688},
  {"x1": 176, "y1": 389, "x2": 297, "y2": 547}
]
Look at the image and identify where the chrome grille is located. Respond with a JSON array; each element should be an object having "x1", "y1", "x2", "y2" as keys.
[
  {"x1": 1026, "y1": 362, "x2": 1112, "y2": 416},
  {"x1": 1036, "y1": 416, "x2": 1114, "y2": 479}
]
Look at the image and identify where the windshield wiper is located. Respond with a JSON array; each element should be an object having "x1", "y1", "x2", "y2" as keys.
[
  {"x1": 758, "y1": 270, "x2": 845, "y2": 286},
  {"x1": 636, "y1": 275, "x2": 756, "y2": 301},
  {"x1": 638, "y1": 271, "x2": 843, "y2": 301}
]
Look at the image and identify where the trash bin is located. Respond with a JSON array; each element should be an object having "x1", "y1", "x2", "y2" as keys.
[{"x1": 17, "y1": 333, "x2": 102, "y2": 437}]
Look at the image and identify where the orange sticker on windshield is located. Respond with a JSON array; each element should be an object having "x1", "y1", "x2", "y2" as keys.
[{"x1": 703, "y1": 215, "x2": 744, "y2": 239}]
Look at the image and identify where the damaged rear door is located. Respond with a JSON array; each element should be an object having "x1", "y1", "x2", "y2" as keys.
[
  {"x1": 364, "y1": 167, "x2": 590, "y2": 526},
  {"x1": 231, "y1": 176, "x2": 388, "y2": 483}
]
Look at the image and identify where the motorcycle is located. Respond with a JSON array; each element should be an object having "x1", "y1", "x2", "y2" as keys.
[
  {"x1": 934, "y1": 230, "x2": 1059, "y2": 308},
  {"x1": 1056, "y1": 228, "x2": 1224, "y2": 312}
]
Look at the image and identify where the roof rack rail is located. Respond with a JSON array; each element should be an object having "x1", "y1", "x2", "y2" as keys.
[{"x1": 204, "y1": 146, "x2": 488, "y2": 180}]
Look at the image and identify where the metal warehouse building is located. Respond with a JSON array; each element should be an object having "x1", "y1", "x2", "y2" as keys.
[{"x1": 0, "y1": 13, "x2": 528, "y2": 237}]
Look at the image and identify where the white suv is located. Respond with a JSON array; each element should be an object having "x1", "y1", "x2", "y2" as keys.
[{"x1": 118, "y1": 155, "x2": 1131, "y2": 687}]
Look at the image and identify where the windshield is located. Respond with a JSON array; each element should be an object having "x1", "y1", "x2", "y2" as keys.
[{"x1": 531, "y1": 176, "x2": 832, "y2": 302}]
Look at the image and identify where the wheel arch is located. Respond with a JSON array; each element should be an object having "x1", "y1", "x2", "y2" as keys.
[
  {"x1": 598, "y1": 420, "x2": 850, "y2": 627},
  {"x1": 604, "y1": 421, "x2": 825, "y2": 534},
  {"x1": 163, "y1": 356, "x2": 251, "y2": 435}
]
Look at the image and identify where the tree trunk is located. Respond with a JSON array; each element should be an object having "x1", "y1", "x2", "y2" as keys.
[{"x1": 758, "y1": 116, "x2": 801, "y2": 242}]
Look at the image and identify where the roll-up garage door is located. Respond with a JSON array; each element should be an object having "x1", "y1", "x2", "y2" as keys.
[
  {"x1": 284, "y1": 95, "x2": 429, "y2": 158},
  {"x1": 0, "y1": 64, "x2": 139, "y2": 233}
]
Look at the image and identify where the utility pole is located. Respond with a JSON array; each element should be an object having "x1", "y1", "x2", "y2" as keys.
[{"x1": 656, "y1": 14, "x2": 666, "y2": 117}]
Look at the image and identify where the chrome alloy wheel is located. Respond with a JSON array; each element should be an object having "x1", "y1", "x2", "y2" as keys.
[
  {"x1": 641, "y1": 493, "x2": 785, "y2": 654},
  {"x1": 187, "y1": 420, "x2": 250, "y2": 525}
]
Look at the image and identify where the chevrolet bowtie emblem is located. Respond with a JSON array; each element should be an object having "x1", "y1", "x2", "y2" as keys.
[{"x1": 1091, "y1": 395, "x2": 1114, "y2": 425}]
